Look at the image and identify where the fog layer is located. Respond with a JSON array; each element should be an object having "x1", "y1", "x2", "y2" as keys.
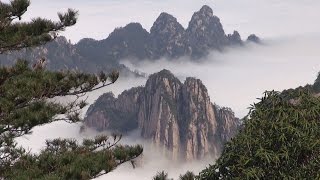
[{"x1": 123, "y1": 35, "x2": 320, "y2": 117}]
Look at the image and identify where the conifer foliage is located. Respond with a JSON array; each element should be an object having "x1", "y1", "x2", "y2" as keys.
[
  {"x1": 0, "y1": 0, "x2": 76, "y2": 53},
  {"x1": 198, "y1": 90, "x2": 320, "y2": 179},
  {"x1": 0, "y1": 0, "x2": 142, "y2": 179}
]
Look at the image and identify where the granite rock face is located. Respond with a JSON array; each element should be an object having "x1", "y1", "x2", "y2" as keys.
[
  {"x1": 85, "y1": 70, "x2": 240, "y2": 160},
  {"x1": 85, "y1": 87, "x2": 143, "y2": 132},
  {"x1": 186, "y1": 5, "x2": 228, "y2": 57},
  {"x1": 150, "y1": 13, "x2": 190, "y2": 59}
]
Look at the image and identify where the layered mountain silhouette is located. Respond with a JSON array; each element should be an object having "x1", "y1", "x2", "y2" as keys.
[{"x1": 0, "y1": 5, "x2": 260, "y2": 74}]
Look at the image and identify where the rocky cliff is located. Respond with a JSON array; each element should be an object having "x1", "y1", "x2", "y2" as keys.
[
  {"x1": 0, "y1": 5, "x2": 260, "y2": 74},
  {"x1": 85, "y1": 70, "x2": 240, "y2": 160},
  {"x1": 0, "y1": 36, "x2": 136, "y2": 77}
]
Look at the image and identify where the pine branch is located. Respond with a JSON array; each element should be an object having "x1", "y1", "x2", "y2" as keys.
[{"x1": 0, "y1": 0, "x2": 78, "y2": 54}]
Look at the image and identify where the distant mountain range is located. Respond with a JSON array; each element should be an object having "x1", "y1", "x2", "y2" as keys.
[
  {"x1": 0, "y1": 5, "x2": 260, "y2": 75},
  {"x1": 84, "y1": 69, "x2": 240, "y2": 160}
]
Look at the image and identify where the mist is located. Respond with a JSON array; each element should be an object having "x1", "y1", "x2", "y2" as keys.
[
  {"x1": 123, "y1": 34, "x2": 320, "y2": 117},
  {"x1": 17, "y1": 123, "x2": 212, "y2": 180}
]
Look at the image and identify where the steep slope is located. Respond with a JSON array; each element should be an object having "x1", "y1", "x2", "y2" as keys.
[
  {"x1": 0, "y1": 37, "x2": 95, "y2": 71},
  {"x1": 0, "y1": 36, "x2": 135, "y2": 76},
  {"x1": 85, "y1": 70, "x2": 240, "y2": 160},
  {"x1": 186, "y1": 5, "x2": 228, "y2": 57},
  {"x1": 96, "y1": 23, "x2": 152, "y2": 61},
  {"x1": 150, "y1": 13, "x2": 190, "y2": 58}
]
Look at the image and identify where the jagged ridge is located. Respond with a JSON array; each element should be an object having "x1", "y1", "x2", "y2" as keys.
[
  {"x1": 0, "y1": 5, "x2": 260, "y2": 73},
  {"x1": 85, "y1": 69, "x2": 240, "y2": 160}
]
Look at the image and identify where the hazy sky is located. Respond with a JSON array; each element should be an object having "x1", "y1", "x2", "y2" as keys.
[{"x1": 4, "y1": 0, "x2": 320, "y2": 43}]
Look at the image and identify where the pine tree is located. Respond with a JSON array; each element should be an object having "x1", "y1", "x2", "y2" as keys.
[{"x1": 0, "y1": 0, "x2": 142, "y2": 179}]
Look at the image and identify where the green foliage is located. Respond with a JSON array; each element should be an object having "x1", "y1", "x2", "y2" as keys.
[
  {"x1": 152, "y1": 171, "x2": 195, "y2": 180},
  {"x1": 3, "y1": 136, "x2": 142, "y2": 179},
  {"x1": 0, "y1": 0, "x2": 77, "y2": 53},
  {"x1": 0, "y1": 0, "x2": 142, "y2": 179},
  {"x1": 313, "y1": 72, "x2": 320, "y2": 93},
  {"x1": 0, "y1": 60, "x2": 116, "y2": 138},
  {"x1": 153, "y1": 171, "x2": 173, "y2": 180},
  {"x1": 179, "y1": 171, "x2": 195, "y2": 180},
  {"x1": 198, "y1": 90, "x2": 320, "y2": 179}
]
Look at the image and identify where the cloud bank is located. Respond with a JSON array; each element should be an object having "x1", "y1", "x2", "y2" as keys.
[{"x1": 123, "y1": 34, "x2": 320, "y2": 117}]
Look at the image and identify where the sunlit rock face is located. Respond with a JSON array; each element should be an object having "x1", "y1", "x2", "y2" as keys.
[{"x1": 85, "y1": 70, "x2": 240, "y2": 160}]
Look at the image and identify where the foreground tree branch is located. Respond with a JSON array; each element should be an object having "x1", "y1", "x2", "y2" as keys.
[
  {"x1": 0, "y1": 0, "x2": 78, "y2": 54},
  {"x1": 0, "y1": 0, "x2": 143, "y2": 179}
]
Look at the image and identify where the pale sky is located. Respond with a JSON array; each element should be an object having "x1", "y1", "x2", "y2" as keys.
[{"x1": 4, "y1": 0, "x2": 320, "y2": 43}]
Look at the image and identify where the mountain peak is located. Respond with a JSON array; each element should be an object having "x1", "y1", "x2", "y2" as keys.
[
  {"x1": 124, "y1": 22, "x2": 144, "y2": 30},
  {"x1": 149, "y1": 69, "x2": 177, "y2": 81},
  {"x1": 227, "y1": 31, "x2": 243, "y2": 45},
  {"x1": 247, "y1": 34, "x2": 261, "y2": 43},
  {"x1": 188, "y1": 5, "x2": 220, "y2": 31},
  {"x1": 150, "y1": 12, "x2": 187, "y2": 58},
  {"x1": 157, "y1": 12, "x2": 177, "y2": 22},
  {"x1": 150, "y1": 12, "x2": 184, "y2": 34},
  {"x1": 158, "y1": 69, "x2": 173, "y2": 75},
  {"x1": 199, "y1": 5, "x2": 213, "y2": 17},
  {"x1": 186, "y1": 5, "x2": 228, "y2": 57},
  {"x1": 111, "y1": 22, "x2": 145, "y2": 35}
]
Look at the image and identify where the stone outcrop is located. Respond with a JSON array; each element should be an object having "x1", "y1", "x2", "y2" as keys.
[
  {"x1": 85, "y1": 87, "x2": 143, "y2": 132},
  {"x1": 227, "y1": 31, "x2": 243, "y2": 46},
  {"x1": 247, "y1": 34, "x2": 261, "y2": 43},
  {"x1": 85, "y1": 70, "x2": 240, "y2": 160},
  {"x1": 186, "y1": 5, "x2": 228, "y2": 57},
  {"x1": 150, "y1": 13, "x2": 189, "y2": 58}
]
